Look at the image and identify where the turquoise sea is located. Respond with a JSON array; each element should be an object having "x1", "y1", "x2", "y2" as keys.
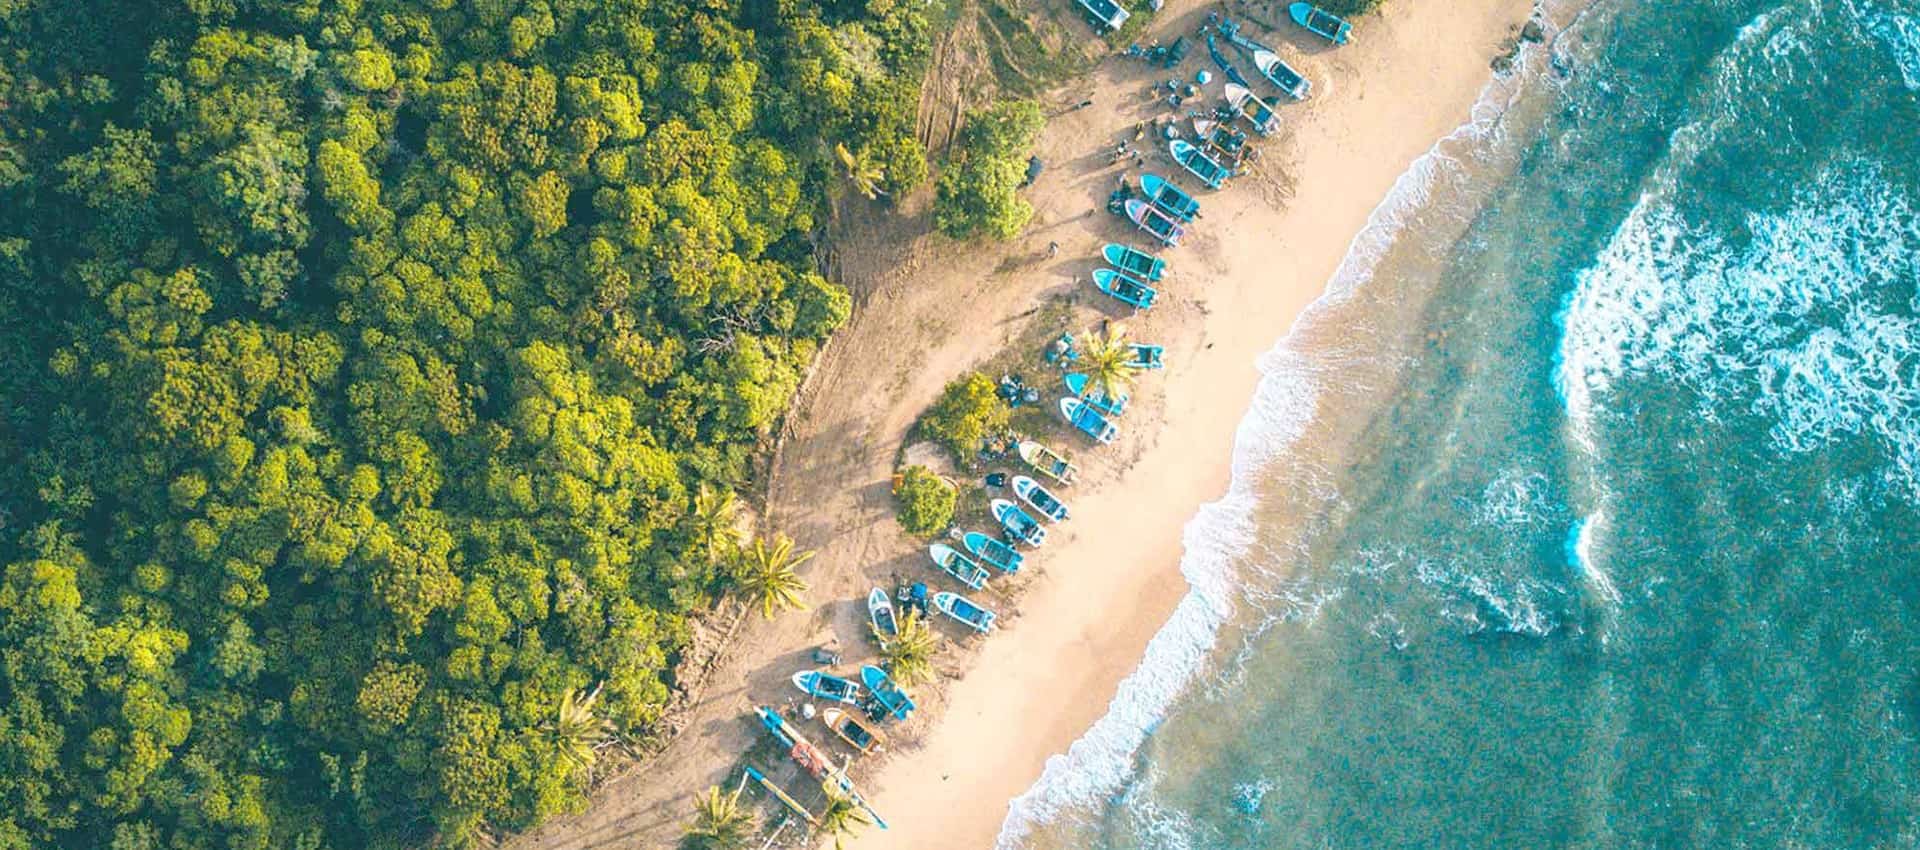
[{"x1": 1002, "y1": 0, "x2": 1920, "y2": 846}]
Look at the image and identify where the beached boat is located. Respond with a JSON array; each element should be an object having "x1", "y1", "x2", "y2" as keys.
[
  {"x1": 1140, "y1": 173, "x2": 1201, "y2": 221},
  {"x1": 821, "y1": 707, "x2": 884, "y2": 754},
  {"x1": 1224, "y1": 83, "x2": 1281, "y2": 136},
  {"x1": 928, "y1": 543, "x2": 991, "y2": 590},
  {"x1": 860, "y1": 665, "x2": 916, "y2": 721},
  {"x1": 1289, "y1": 2, "x2": 1352, "y2": 44},
  {"x1": 1016, "y1": 440, "x2": 1080, "y2": 485},
  {"x1": 758, "y1": 706, "x2": 835, "y2": 778},
  {"x1": 1102, "y1": 243, "x2": 1167, "y2": 282},
  {"x1": 1011, "y1": 475, "x2": 1070, "y2": 522},
  {"x1": 1170, "y1": 139, "x2": 1231, "y2": 189},
  {"x1": 1127, "y1": 343, "x2": 1166, "y2": 370},
  {"x1": 1060, "y1": 397, "x2": 1120, "y2": 444},
  {"x1": 1064, "y1": 372, "x2": 1129, "y2": 417},
  {"x1": 1254, "y1": 49, "x2": 1312, "y2": 100},
  {"x1": 1124, "y1": 198, "x2": 1185, "y2": 247},
  {"x1": 791, "y1": 670, "x2": 864, "y2": 705},
  {"x1": 868, "y1": 587, "x2": 898, "y2": 643},
  {"x1": 1207, "y1": 34, "x2": 1254, "y2": 89},
  {"x1": 1074, "y1": 0, "x2": 1129, "y2": 33},
  {"x1": 963, "y1": 530, "x2": 1025, "y2": 573},
  {"x1": 991, "y1": 498, "x2": 1050, "y2": 547},
  {"x1": 932, "y1": 591, "x2": 997, "y2": 634},
  {"x1": 1092, "y1": 268, "x2": 1157, "y2": 311}
]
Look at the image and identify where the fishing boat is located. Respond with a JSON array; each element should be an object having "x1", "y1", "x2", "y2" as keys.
[
  {"x1": 991, "y1": 498, "x2": 1050, "y2": 547},
  {"x1": 1140, "y1": 173, "x2": 1201, "y2": 221},
  {"x1": 928, "y1": 543, "x2": 991, "y2": 590},
  {"x1": 791, "y1": 670, "x2": 864, "y2": 705},
  {"x1": 1206, "y1": 34, "x2": 1254, "y2": 88},
  {"x1": 1224, "y1": 83, "x2": 1281, "y2": 136},
  {"x1": 1124, "y1": 198, "x2": 1185, "y2": 247},
  {"x1": 1064, "y1": 372, "x2": 1129, "y2": 417},
  {"x1": 1016, "y1": 439, "x2": 1081, "y2": 485},
  {"x1": 821, "y1": 708, "x2": 884, "y2": 754},
  {"x1": 1253, "y1": 49, "x2": 1312, "y2": 100},
  {"x1": 1092, "y1": 268, "x2": 1157, "y2": 311},
  {"x1": 963, "y1": 531, "x2": 1025, "y2": 573},
  {"x1": 933, "y1": 591, "x2": 997, "y2": 633},
  {"x1": 1289, "y1": 2, "x2": 1352, "y2": 44},
  {"x1": 1060, "y1": 397, "x2": 1120, "y2": 445},
  {"x1": 861, "y1": 665, "x2": 916, "y2": 721},
  {"x1": 868, "y1": 587, "x2": 898, "y2": 643},
  {"x1": 1101, "y1": 243, "x2": 1166, "y2": 282},
  {"x1": 1127, "y1": 343, "x2": 1166, "y2": 370},
  {"x1": 757, "y1": 706, "x2": 834, "y2": 778},
  {"x1": 1074, "y1": 0, "x2": 1129, "y2": 33},
  {"x1": 1011, "y1": 475, "x2": 1070, "y2": 522},
  {"x1": 1170, "y1": 139, "x2": 1231, "y2": 189}
]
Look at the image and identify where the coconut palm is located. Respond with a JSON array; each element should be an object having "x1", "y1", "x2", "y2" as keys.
[
  {"x1": 544, "y1": 684, "x2": 616, "y2": 773},
  {"x1": 814, "y1": 784, "x2": 875, "y2": 849},
  {"x1": 733, "y1": 534, "x2": 812, "y2": 618},
  {"x1": 835, "y1": 142, "x2": 887, "y2": 200},
  {"x1": 685, "y1": 784, "x2": 756, "y2": 849},
  {"x1": 879, "y1": 612, "x2": 939, "y2": 687},
  {"x1": 1078, "y1": 324, "x2": 1140, "y2": 400},
  {"x1": 687, "y1": 483, "x2": 741, "y2": 573}
]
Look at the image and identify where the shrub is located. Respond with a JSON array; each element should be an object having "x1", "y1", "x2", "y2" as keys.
[
  {"x1": 918, "y1": 372, "x2": 1009, "y2": 464},
  {"x1": 933, "y1": 100, "x2": 1045, "y2": 240},
  {"x1": 893, "y1": 465, "x2": 956, "y2": 537}
]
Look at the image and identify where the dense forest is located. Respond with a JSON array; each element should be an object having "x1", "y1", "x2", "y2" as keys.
[{"x1": 0, "y1": 0, "x2": 931, "y2": 847}]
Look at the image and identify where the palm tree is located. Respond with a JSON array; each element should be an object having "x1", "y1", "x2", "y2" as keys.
[
  {"x1": 834, "y1": 142, "x2": 887, "y2": 200},
  {"x1": 544, "y1": 684, "x2": 616, "y2": 773},
  {"x1": 815, "y1": 784, "x2": 875, "y2": 849},
  {"x1": 879, "y1": 612, "x2": 939, "y2": 687},
  {"x1": 1078, "y1": 324, "x2": 1140, "y2": 400},
  {"x1": 733, "y1": 534, "x2": 812, "y2": 619},
  {"x1": 685, "y1": 784, "x2": 756, "y2": 849},
  {"x1": 687, "y1": 484, "x2": 741, "y2": 574}
]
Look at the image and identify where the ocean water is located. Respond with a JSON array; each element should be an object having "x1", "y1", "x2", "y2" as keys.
[{"x1": 1001, "y1": 0, "x2": 1920, "y2": 847}]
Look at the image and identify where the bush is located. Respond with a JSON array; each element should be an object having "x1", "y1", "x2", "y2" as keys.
[
  {"x1": 893, "y1": 466, "x2": 956, "y2": 536},
  {"x1": 933, "y1": 100, "x2": 1045, "y2": 240},
  {"x1": 918, "y1": 372, "x2": 1009, "y2": 464}
]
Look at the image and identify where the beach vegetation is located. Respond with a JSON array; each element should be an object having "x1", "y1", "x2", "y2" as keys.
[
  {"x1": 934, "y1": 100, "x2": 1047, "y2": 239},
  {"x1": 920, "y1": 371, "x2": 1013, "y2": 463},
  {"x1": 1080, "y1": 325, "x2": 1143, "y2": 399},
  {"x1": 815, "y1": 786, "x2": 877, "y2": 849},
  {"x1": 881, "y1": 612, "x2": 941, "y2": 687},
  {"x1": 732, "y1": 536, "x2": 815, "y2": 619},
  {"x1": 684, "y1": 784, "x2": 756, "y2": 850},
  {"x1": 893, "y1": 466, "x2": 959, "y2": 537}
]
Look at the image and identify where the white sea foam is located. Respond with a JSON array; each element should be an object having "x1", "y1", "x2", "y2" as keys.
[
  {"x1": 1866, "y1": 7, "x2": 1920, "y2": 90},
  {"x1": 1567, "y1": 511, "x2": 1621, "y2": 605}
]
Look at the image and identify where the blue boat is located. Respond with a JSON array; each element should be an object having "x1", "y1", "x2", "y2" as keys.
[
  {"x1": 1102, "y1": 243, "x2": 1166, "y2": 281},
  {"x1": 1254, "y1": 49, "x2": 1312, "y2": 100},
  {"x1": 1012, "y1": 475, "x2": 1070, "y2": 522},
  {"x1": 991, "y1": 498, "x2": 1049, "y2": 547},
  {"x1": 928, "y1": 543, "x2": 991, "y2": 590},
  {"x1": 1075, "y1": 0, "x2": 1129, "y2": 33},
  {"x1": 1224, "y1": 83, "x2": 1281, "y2": 136},
  {"x1": 1124, "y1": 199, "x2": 1185, "y2": 247},
  {"x1": 791, "y1": 670, "x2": 864, "y2": 705},
  {"x1": 1289, "y1": 2, "x2": 1352, "y2": 44},
  {"x1": 1060, "y1": 397, "x2": 1120, "y2": 444},
  {"x1": 1064, "y1": 372, "x2": 1129, "y2": 417},
  {"x1": 933, "y1": 591, "x2": 997, "y2": 634},
  {"x1": 1169, "y1": 139, "x2": 1231, "y2": 189},
  {"x1": 1092, "y1": 268, "x2": 1157, "y2": 311},
  {"x1": 1127, "y1": 343, "x2": 1166, "y2": 370},
  {"x1": 1141, "y1": 173, "x2": 1201, "y2": 221},
  {"x1": 861, "y1": 664, "x2": 915, "y2": 721},
  {"x1": 963, "y1": 531, "x2": 1025, "y2": 573}
]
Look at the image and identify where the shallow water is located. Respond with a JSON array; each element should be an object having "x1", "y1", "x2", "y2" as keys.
[{"x1": 1002, "y1": 0, "x2": 1920, "y2": 846}]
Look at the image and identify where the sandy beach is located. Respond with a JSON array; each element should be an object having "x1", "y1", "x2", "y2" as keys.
[{"x1": 504, "y1": 0, "x2": 1534, "y2": 847}]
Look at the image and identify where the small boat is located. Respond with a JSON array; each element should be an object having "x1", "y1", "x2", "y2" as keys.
[
  {"x1": 1207, "y1": 34, "x2": 1254, "y2": 89},
  {"x1": 1224, "y1": 83, "x2": 1281, "y2": 136},
  {"x1": 991, "y1": 498, "x2": 1050, "y2": 547},
  {"x1": 963, "y1": 531, "x2": 1025, "y2": 573},
  {"x1": 758, "y1": 706, "x2": 834, "y2": 779},
  {"x1": 1012, "y1": 475, "x2": 1070, "y2": 522},
  {"x1": 861, "y1": 665, "x2": 916, "y2": 721},
  {"x1": 1140, "y1": 173, "x2": 1201, "y2": 221},
  {"x1": 791, "y1": 670, "x2": 864, "y2": 705},
  {"x1": 1074, "y1": 0, "x2": 1129, "y2": 33},
  {"x1": 1124, "y1": 199, "x2": 1185, "y2": 247},
  {"x1": 822, "y1": 707, "x2": 884, "y2": 753},
  {"x1": 933, "y1": 591, "x2": 997, "y2": 634},
  {"x1": 1017, "y1": 440, "x2": 1080, "y2": 485},
  {"x1": 1169, "y1": 139, "x2": 1231, "y2": 190},
  {"x1": 1102, "y1": 243, "x2": 1167, "y2": 282},
  {"x1": 928, "y1": 543, "x2": 991, "y2": 590},
  {"x1": 1092, "y1": 268, "x2": 1157, "y2": 311},
  {"x1": 1061, "y1": 397, "x2": 1120, "y2": 444},
  {"x1": 1289, "y1": 2, "x2": 1352, "y2": 44},
  {"x1": 1064, "y1": 372, "x2": 1129, "y2": 416},
  {"x1": 1127, "y1": 343, "x2": 1166, "y2": 370},
  {"x1": 868, "y1": 587, "x2": 898, "y2": 643},
  {"x1": 1254, "y1": 49, "x2": 1312, "y2": 100}
]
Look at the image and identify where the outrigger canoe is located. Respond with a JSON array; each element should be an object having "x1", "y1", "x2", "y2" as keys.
[
  {"x1": 1102, "y1": 243, "x2": 1166, "y2": 282},
  {"x1": 1124, "y1": 199, "x2": 1185, "y2": 247},
  {"x1": 991, "y1": 498, "x2": 1050, "y2": 547},
  {"x1": 928, "y1": 543, "x2": 991, "y2": 590},
  {"x1": 1075, "y1": 0, "x2": 1129, "y2": 33},
  {"x1": 1127, "y1": 343, "x2": 1166, "y2": 370},
  {"x1": 1254, "y1": 49, "x2": 1312, "y2": 100},
  {"x1": 963, "y1": 530, "x2": 1025, "y2": 573},
  {"x1": 1206, "y1": 34, "x2": 1254, "y2": 89},
  {"x1": 1289, "y1": 2, "x2": 1352, "y2": 44},
  {"x1": 933, "y1": 591, "x2": 997, "y2": 634},
  {"x1": 822, "y1": 707, "x2": 884, "y2": 753},
  {"x1": 1017, "y1": 440, "x2": 1081, "y2": 485},
  {"x1": 1224, "y1": 83, "x2": 1281, "y2": 136},
  {"x1": 1141, "y1": 173, "x2": 1201, "y2": 221},
  {"x1": 1012, "y1": 475, "x2": 1070, "y2": 522},
  {"x1": 861, "y1": 665, "x2": 916, "y2": 721},
  {"x1": 1060, "y1": 397, "x2": 1120, "y2": 445},
  {"x1": 1092, "y1": 268, "x2": 1157, "y2": 311},
  {"x1": 792, "y1": 670, "x2": 864, "y2": 705},
  {"x1": 1170, "y1": 139, "x2": 1231, "y2": 189},
  {"x1": 1064, "y1": 372, "x2": 1129, "y2": 416},
  {"x1": 868, "y1": 587, "x2": 898, "y2": 643}
]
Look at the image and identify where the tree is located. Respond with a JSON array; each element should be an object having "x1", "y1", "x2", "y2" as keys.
[
  {"x1": 880, "y1": 612, "x2": 938, "y2": 687},
  {"x1": 684, "y1": 784, "x2": 755, "y2": 849},
  {"x1": 815, "y1": 785, "x2": 875, "y2": 850},
  {"x1": 544, "y1": 685, "x2": 617, "y2": 774},
  {"x1": 686, "y1": 484, "x2": 742, "y2": 575},
  {"x1": 732, "y1": 535, "x2": 812, "y2": 618},
  {"x1": 918, "y1": 372, "x2": 1009, "y2": 464},
  {"x1": 933, "y1": 101, "x2": 1045, "y2": 240},
  {"x1": 891, "y1": 466, "x2": 955, "y2": 537},
  {"x1": 834, "y1": 143, "x2": 886, "y2": 200},
  {"x1": 1079, "y1": 324, "x2": 1141, "y2": 400}
]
